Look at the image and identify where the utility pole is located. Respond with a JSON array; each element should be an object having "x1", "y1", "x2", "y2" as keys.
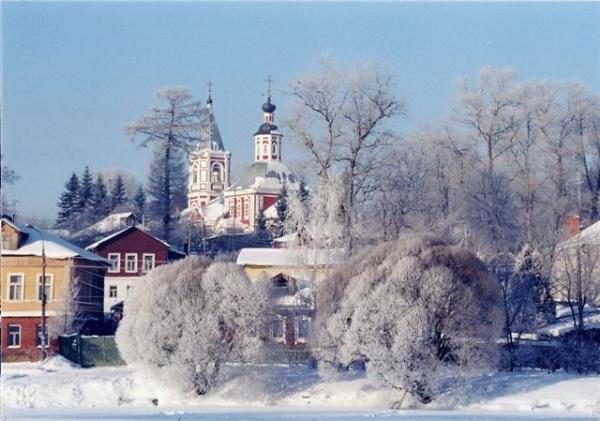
[{"x1": 26, "y1": 224, "x2": 48, "y2": 361}]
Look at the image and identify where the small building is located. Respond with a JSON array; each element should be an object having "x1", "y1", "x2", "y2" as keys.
[
  {"x1": 85, "y1": 225, "x2": 185, "y2": 313},
  {"x1": 1, "y1": 218, "x2": 110, "y2": 362},
  {"x1": 237, "y1": 247, "x2": 344, "y2": 348}
]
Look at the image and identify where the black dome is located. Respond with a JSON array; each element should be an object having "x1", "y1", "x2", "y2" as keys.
[
  {"x1": 262, "y1": 101, "x2": 276, "y2": 113},
  {"x1": 254, "y1": 122, "x2": 279, "y2": 136}
]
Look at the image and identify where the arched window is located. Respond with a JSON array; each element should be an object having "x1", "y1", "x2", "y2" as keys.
[
  {"x1": 191, "y1": 165, "x2": 198, "y2": 184},
  {"x1": 272, "y1": 141, "x2": 278, "y2": 155},
  {"x1": 210, "y1": 162, "x2": 223, "y2": 184}
]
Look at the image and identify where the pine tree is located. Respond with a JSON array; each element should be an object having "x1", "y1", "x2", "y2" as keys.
[
  {"x1": 56, "y1": 173, "x2": 82, "y2": 229},
  {"x1": 298, "y1": 178, "x2": 309, "y2": 204},
  {"x1": 78, "y1": 166, "x2": 94, "y2": 224},
  {"x1": 275, "y1": 183, "x2": 288, "y2": 238},
  {"x1": 256, "y1": 209, "x2": 267, "y2": 234},
  {"x1": 89, "y1": 174, "x2": 111, "y2": 221},
  {"x1": 111, "y1": 174, "x2": 128, "y2": 210},
  {"x1": 133, "y1": 185, "x2": 146, "y2": 216}
]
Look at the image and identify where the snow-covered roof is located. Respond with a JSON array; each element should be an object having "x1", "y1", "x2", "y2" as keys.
[
  {"x1": 538, "y1": 312, "x2": 600, "y2": 336},
  {"x1": 85, "y1": 225, "x2": 185, "y2": 255},
  {"x1": 76, "y1": 212, "x2": 137, "y2": 237},
  {"x1": 238, "y1": 161, "x2": 298, "y2": 190},
  {"x1": 273, "y1": 232, "x2": 298, "y2": 243},
  {"x1": 264, "y1": 203, "x2": 278, "y2": 219},
  {"x1": 559, "y1": 219, "x2": 600, "y2": 250},
  {"x1": 1, "y1": 219, "x2": 110, "y2": 263},
  {"x1": 202, "y1": 196, "x2": 227, "y2": 221},
  {"x1": 237, "y1": 247, "x2": 345, "y2": 267}
]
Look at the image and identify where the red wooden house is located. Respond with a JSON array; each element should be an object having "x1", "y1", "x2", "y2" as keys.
[{"x1": 86, "y1": 225, "x2": 185, "y2": 314}]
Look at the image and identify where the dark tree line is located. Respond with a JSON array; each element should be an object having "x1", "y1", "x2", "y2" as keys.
[{"x1": 55, "y1": 166, "x2": 145, "y2": 232}]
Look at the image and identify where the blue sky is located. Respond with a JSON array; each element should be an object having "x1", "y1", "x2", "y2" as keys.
[{"x1": 3, "y1": 2, "x2": 600, "y2": 220}]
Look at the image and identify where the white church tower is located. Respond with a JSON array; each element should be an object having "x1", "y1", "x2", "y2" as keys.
[
  {"x1": 253, "y1": 76, "x2": 283, "y2": 162},
  {"x1": 187, "y1": 84, "x2": 231, "y2": 215}
]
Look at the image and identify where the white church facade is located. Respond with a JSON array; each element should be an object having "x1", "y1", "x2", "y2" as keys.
[{"x1": 186, "y1": 83, "x2": 298, "y2": 233}]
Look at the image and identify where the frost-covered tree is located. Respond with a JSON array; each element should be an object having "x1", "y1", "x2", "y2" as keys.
[
  {"x1": 55, "y1": 173, "x2": 82, "y2": 230},
  {"x1": 125, "y1": 87, "x2": 203, "y2": 241},
  {"x1": 1, "y1": 153, "x2": 19, "y2": 215},
  {"x1": 314, "y1": 233, "x2": 503, "y2": 405},
  {"x1": 274, "y1": 183, "x2": 288, "y2": 238},
  {"x1": 116, "y1": 257, "x2": 267, "y2": 394},
  {"x1": 287, "y1": 57, "x2": 405, "y2": 252}
]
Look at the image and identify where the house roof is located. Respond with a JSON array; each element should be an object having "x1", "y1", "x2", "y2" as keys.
[
  {"x1": 237, "y1": 247, "x2": 345, "y2": 267},
  {"x1": 85, "y1": 225, "x2": 185, "y2": 255},
  {"x1": 1, "y1": 218, "x2": 110, "y2": 263},
  {"x1": 75, "y1": 212, "x2": 137, "y2": 237}
]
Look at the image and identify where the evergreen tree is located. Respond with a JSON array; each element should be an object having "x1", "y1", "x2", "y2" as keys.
[
  {"x1": 298, "y1": 178, "x2": 309, "y2": 204},
  {"x1": 146, "y1": 141, "x2": 187, "y2": 240},
  {"x1": 133, "y1": 185, "x2": 146, "y2": 215},
  {"x1": 89, "y1": 174, "x2": 112, "y2": 221},
  {"x1": 110, "y1": 174, "x2": 128, "y2": 210},
  {"x1": 275, "y1": 183, "x2": 288, "y2": 237},
  {"x1": 55, "y1": 173, "x2": 82, "y2": 229},
  {"x1": 256, "y1": 209, "x2": 267, "y2": 234},
  {"x1": 78, "y1": 166, "x2": 94, "y2": 218}
]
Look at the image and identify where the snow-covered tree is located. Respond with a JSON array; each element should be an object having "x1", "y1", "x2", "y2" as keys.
[
  {"x1": 116, "y1": 257, "x2": 268, "y2": 394},
  {"x1": 313, "y1": 233, "x2": 503, "y2": 405},
  {"x1": 1, "y1": 153, "x2": 19, "y2": 216},
  {"x1": 274, "y1": 183, "x2": 288, "y2": 238},
  {"x1": 125, "y1": 87, "x2": 203, "y2": 241},
  {"x1": 287, "y1": 57, "x2": 405, "y2": 252}
]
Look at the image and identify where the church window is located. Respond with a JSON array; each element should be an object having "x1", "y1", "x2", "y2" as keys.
[
  {"x1": 191, "y1": 165, "x2": 198, "y2": 184},
  {"x1": 211, "y1": 162, "x2": 223, "y2": 183},
  {"x1": 263, "y1": 144, "x2": 268, "y2": 155},
  {"x1": 272, "y1": 141, "x2": 277, "y2": 155},
  {"x1": 244, "y1": 200, "x2": 249, "y2": 219}
]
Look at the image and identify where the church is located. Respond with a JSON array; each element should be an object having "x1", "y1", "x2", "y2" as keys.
[{"x1": 186, "y1": 82, "x2": 298, "y2": 233}]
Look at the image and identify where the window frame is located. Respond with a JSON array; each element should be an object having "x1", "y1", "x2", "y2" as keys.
[
  {"x1": 6, "y1": 273, "x2": 25, "y2": 302},
  {"x1": 107, "y1": 253, "x2": 121, "y2": 273},
  {"x1": 36, "y1": 273, "x2": 54, "y2": 303},
  {"x1": 125, "y1": 253, "x2": 138, "y2": 273},
  {"x1": 142, "y1": 253, "x2": 155, "y2": 272},
  {"x1": 7, "y1": 324, "x2": 21, "y2": 348},
  {"x1": 109, "y1": 285, "x2": 118, "y2": 298}
]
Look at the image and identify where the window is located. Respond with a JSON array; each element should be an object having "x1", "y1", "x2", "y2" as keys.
[
  {"x1": 191, "y1": 165, "x2": 198, "y2": 184},
  {"x1": 36, "y1": 324, "x2": 48, "y2": 348},
  {"x1": 142, "y1": 254, "x2": 155, "y2": 272},
  {"x1": 125, "y1": 254, "x2": 137, "y2": 273},
  {"x1": 244, "y1": 200, "x2": 249, "y2": 219},
  {"x1": 237, "y1": 199, "x2": 242, "y2": 217},
  {"x1": 272, "y1": 141, "x2": 277, "y2": 155},
  {"x1": 108, "y1": 253, "x2": 120, "y2": 273},
  {"x1": 7, "y1": 324, "x2": 21, "y2": 348},
  {"x1": 109, "y1": 285, "x2": 118, "y2": 298},
  {"x1": 297, "y1": 318, "x2": 310, "y2": 339},
  {"x1": 7, "y1": 274, "x2": 24, "y2": 301},
  {"x1": 37, "y1": 274, "x2": 53, "y2": 302},
  {"x1": 263, "y1": 144, "x2": 268, "y2": 155},
  {"x1": 272, "y1": 318, "x2": 285, "y2": 341},
  {"x1": 211, "y1": 163, "x2": 223, "y2": 184}
]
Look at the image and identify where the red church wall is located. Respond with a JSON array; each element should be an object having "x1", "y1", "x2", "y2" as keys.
[{"x1": 263, "y1": 195, "x2": 278, "y2": 210}]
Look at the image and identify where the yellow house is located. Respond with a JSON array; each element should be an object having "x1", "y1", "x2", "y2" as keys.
[
  {"x1": 236, "y1": 247, "x2": 344, "y2": 349},
  {"x1": 1, "y1": 218, "x2": 109, "y2": 361}
]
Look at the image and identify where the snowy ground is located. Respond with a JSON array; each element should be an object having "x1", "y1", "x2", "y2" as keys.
[{"x1": 2, "y1": 357, "x2": 600, "y2": 420}]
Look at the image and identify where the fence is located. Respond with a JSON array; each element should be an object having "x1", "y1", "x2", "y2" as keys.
[{"x1": 58, "y1": 334, "x2": 125, "y2": 368}]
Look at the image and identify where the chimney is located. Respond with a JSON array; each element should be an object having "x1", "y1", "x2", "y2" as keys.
[{"x1": 563, "y1": 214, "x2": 582, "y2": 240}]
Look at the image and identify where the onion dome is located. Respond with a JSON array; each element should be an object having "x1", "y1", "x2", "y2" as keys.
[{"x1": 262, "y1": 99, "x2": 276, "y2": 113}]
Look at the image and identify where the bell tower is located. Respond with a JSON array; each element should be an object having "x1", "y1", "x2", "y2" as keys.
[
  {"x1": 253, "y1": 75, "x2": 283, "y2": 163},
  {"x1": 187, "y1": 83, "x2": 231, "y2": 215}
]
